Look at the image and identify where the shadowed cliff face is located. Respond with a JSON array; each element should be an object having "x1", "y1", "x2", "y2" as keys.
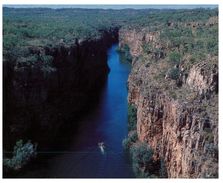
[
  {"x1": 119, "y1": 19, "x2": 218, "y2": 178},
  {"x1": 3, "y1": 29, "x2": 119, "y2": 151}
]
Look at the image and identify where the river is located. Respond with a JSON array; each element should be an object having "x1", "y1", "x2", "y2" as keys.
[{"x1": 12, "y1": 44, "x2": 135, "y2": 178}]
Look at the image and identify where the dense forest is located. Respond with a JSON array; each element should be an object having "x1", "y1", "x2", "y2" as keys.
[{"x1": 3, "y1": 7, "x2": 218, "y2": 61}]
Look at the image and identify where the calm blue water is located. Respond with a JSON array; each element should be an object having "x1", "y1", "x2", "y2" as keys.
[{"x1": 17, "y1": 44, "x2": 134, "y2": 178}]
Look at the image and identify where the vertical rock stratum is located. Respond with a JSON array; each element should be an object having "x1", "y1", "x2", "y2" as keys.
[
  {"x1": 3, "y1": 30, "x2": 118, "y2": 150},
  {"x1": 120, "y1": 16, "x2": 218, "y2": 178}
]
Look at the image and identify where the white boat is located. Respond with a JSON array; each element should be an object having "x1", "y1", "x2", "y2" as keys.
[{"x1": 98, "y1": 142, "x2": 105, "y2": 154}]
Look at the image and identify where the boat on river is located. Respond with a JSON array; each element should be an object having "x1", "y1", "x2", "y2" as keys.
[{"x1": 98, "y1": 142, "x2": 105, "y2": 154}]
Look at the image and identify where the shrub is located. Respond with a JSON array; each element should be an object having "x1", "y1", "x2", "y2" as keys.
[
  {"x1": 189, "y1": 56, "x2": 197, "y2": 64},
  {"x1": 168, "y1": 67, "x2": 180, "y2": 80},
  {"x1": 203, "y1": 130, "x2": 214, "y2": 143},
  {"x1": 122, "y1": 44, "x2": 130, "y2": 52},
  {"x1": 128, "y1": 104, "x2": 137, "y2": 131},
  {"x1": 206, "y1": 39, "x2": 218, "y2": 55},
  {"x1": 3, "y1": 140, "x2": 37, "y2": 171},
  {"x1": 3, "y1": 35, "x2": 19, "y2": 50},
  {"x1": 168, "y1": 51, "x2": 181, "y2": 65},
  {"x1": 27, "y1": 55, "x2": 39, "y2": 62},
  {"x1": 159, "y1": 159, "x2": 168, "y2": 178},
  {"x1": 40, "y1": 55, "x2": 54, "y2": 65},
  {"x1": 130, "y1": 142, "x2": 154, "y2": 178},
  {"x1": 122, "y1": 137, "x2": 132, "y2": 150},
  {"x1": 142, "y1": 43, "x2": 153, "y2": 54},
  {"x1": 119, "y1": 44, "x2": 132, "y2": 63},
  {"x1": 130, "y1": 143, "x2": 153, "y2": 166},
  {"x1": 130, "y1": 131, "x2": 138, "y2": 142},
  {"x1": 122, "y1": 131, "x2": 138, "y2": 150},
  {"x1": 169, "y1": 90, "x2": 177, "y2": 100}
]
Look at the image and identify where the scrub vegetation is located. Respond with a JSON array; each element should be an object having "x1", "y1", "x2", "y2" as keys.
[
  {"x1": 123, "y1": 103, "x2": 165, "y2": 178},
  {"x1": 3, "y1": 140, "x2": 37, "y2": 171},
  {"x1": 3, "y1": 7, "x2": 217, "y2": 62}
]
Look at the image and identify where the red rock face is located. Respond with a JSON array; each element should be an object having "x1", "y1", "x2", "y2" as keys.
[
  {"x1": 128, "y1": 79, "x2": 218, "y2": 178},
  {"x1": 187, "y1": 61, "x2": 218, "y2": 95},
  {"x1": 120, "y1": 26, "x2": 218, "y2": 178},
  {"x1": 119, "y1": 28, "x2": 161, "y2": 58}
]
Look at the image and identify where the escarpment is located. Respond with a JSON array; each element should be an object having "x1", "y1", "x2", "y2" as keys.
[
  {"x1": 120, "y1": 16, "x2": 218, "y2": 178},
  {"x1": 3, "y1": 29, "x2": 118, "y2": 150}
]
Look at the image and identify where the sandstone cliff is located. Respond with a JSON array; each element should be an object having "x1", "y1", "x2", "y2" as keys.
[
  {"x1": 120, "y1": 17, "x2": 218, "y2": 178},
  {"x1": 3, "y1": 30, "x2": 118, "y2": 150}
]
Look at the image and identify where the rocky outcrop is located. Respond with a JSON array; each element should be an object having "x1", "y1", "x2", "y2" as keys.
[
  {"x1": 3, "y1": 29, "x2": 118, "y2": 150},
  {"x1": 120, "y1": 25, "x2": 218, "y2": 178},
  {"x1": 119, "y1": 28, "x2": 161, "y2": 59},
  {"x1": 186, "y1": 62, "x2": 218, "y2": 96}
]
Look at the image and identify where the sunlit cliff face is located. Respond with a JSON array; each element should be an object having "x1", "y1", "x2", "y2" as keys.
[{"x1": 119, "y1": 18, "x2": 218, "y2": 178}]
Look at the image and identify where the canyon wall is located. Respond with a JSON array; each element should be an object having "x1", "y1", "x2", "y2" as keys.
[
  {"x1": 119, "y1": 22, "x2": 218, "y2": 178},
  {"x1": 3, "y1": 29, "x2": 118, "y2": 150}
]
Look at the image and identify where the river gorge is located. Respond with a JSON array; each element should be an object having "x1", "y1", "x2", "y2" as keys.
[
  {"x1": 4, "y1": 44, "x2": 135, "y2": 178},
  {"x1": 3, "y1": 7, "x2": 218, "y2": 178}
]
